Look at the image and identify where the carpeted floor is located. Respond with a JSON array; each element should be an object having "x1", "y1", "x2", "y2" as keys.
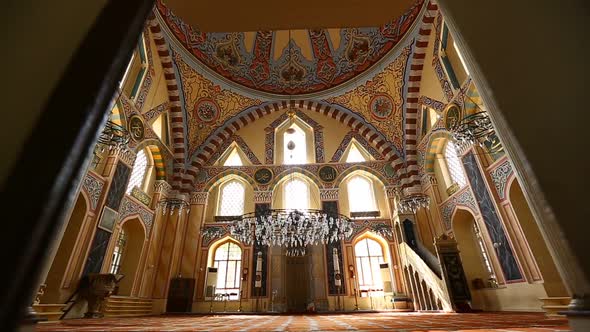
[{"x1": 36, "y1": 312, "x2": 570, "y2": 331}]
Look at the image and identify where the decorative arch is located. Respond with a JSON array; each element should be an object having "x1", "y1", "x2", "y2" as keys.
[
  {"x1": 334, "y1": 165, "x2": 389, "y2": 189},
  {"x1": 267, "y1": 167, "x2": 322, "y2": 190},
  {"x1": 205, "y1": 135, "x2": 261, "y2": 166},
  {"x1": 331, "y1": 131, "x2": 384, "y2": 162},
  {"x1": 441, "y1": 189, "x2": 479, "y2": 231},
  {"x1": 185, "y1": 100, "x2": 405, "y2": 191},
  {"x1": 134, "y1": 139, "x2": 173, "y2": 182},
  {"x1": 118, "y1": 196, "x2": 155, "y2": 235},
  {"x1": 118, "y1": 215, "x2": 148, "y2": 241},
  {"x1": 202, "y1": 170, "x2": 257, "y2": 192},
  {"x1": 423, "y1": 130, "x2": 454, "y2": 173},
  {"x1": 147, "y1": 13, "x2": 187, "y2": 190},
  {"x1": 352, "y1": 231, "x2": 392, "y2": 257},
  {"x1": 402, "y1": 1, "x2": 439, "y2": 191},
  {"x1": 207, "y1": 236, "x2": 244, "y2": 265},
  {"x1": 265, "y1": 109, "x2": 323, "y2": 164}
]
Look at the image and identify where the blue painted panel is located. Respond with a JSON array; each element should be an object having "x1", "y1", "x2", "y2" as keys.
[{"x1": 462, "y1": 152, "x2": 523, "y2": 281}]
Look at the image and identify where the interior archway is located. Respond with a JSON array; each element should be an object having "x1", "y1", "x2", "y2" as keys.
[
  {"x1": 114, "y1": 218, "x2": 146, "y2": 296},
  {"x1": 43, "y1": 195, "x2": 88, "y2": 303},
  {"x1": 452, "y1": 209, "x2": 491, "y2": 310},
  {"x1": 507, "y1": 180, "x2": 568, "y2": 297}
]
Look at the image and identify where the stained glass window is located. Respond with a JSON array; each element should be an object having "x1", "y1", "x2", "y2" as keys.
[
  {"x1": 347, "y1": 175, "x2": 376, "y2": 213},
  {"x1": 283, "y1": 123, "x2": 307, "y2": 164},
  {"x1": 284, "y1": 178, "x2": 309, "y2": 210},
  {"x1": 218, "y1": 180, "x2": 245, "y2": 216},
  {"x1": 444, "y1": 141, "x2": 467, "y2": 187},
  {"x1": 355, "y1": 238, "x2": 385, "y2": 297},
  {"x1": 213, "y1": 241, "x2": 242, "y2": 300},
  {"x1": 126, "y1": 149, "x2": 148, "y2": 194}
]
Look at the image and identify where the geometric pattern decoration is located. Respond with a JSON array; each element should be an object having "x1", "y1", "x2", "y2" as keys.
[
  {"x1": 82, "y1": 171, "x2": 106, "y2": 211},
  {"x1": 344, "y1": 219, "x2": 395, "y2": 243},
  {"x1": 118, "y1": 195, "x2": 155, "y2": 235},
  {"x1": 195, "y1": 161, "x2": 395, "y2": 192},
  {"x1": 264, "y1": 109, "x2": 324, "y2": 164},
  {"x1": 439, "y1": 186, "x2": 478, "y2": 230},
  {"x1": 156, "y1": 0, "x2": 423, "y2": 95},
  {"x1": 418, "y1": 95, "x2": 445, "y2": 112},
  {"x1": 488, "y1": 157, "x2": 513, "y2": 201},
  {"x1": 206, "y1": 135, "x2": 261, "y2": 166},
  {"x1": 327, "y1": 45, "x2": 410, "y2": 154},
  {"x1": 174, "y1": 51, "x2": 262, "y2": 158},
  {"x1": 330, "y1": 131, "x2": 384, "y2": 162},
  {"x1": 143, "y1": 101, "x2": 169, "y2": 124}
]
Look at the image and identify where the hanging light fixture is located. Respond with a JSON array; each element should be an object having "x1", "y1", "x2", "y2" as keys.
[
  {"x1": 450, "y1": 95, "x2": 498, "y2": 151},
  {"x1": 397, "y1": 193, "x2": 430, "y2": 214},
  {"x1": 229, "y1": 209, "x2": 354, "y2": 251}
]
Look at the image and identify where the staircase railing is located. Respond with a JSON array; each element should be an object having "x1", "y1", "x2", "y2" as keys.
[{"x1": 399, "y1": 242, "x2": 452, "y2": 311}]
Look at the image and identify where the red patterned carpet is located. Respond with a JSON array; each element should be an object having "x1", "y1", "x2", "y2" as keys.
[{"x1": 36, "y1": 312, "x2": 570, "y2": 331}]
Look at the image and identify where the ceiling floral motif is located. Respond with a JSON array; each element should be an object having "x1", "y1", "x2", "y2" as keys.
[
  {"x1": 326, "y1": 45, "x2": 411, "y2": 153},
  {"x1": 157, "y1": 0, "x2": 423, "y2": 96},
  {"x1": 175, "y1": 52, "x2": 262, "y2": 156}
]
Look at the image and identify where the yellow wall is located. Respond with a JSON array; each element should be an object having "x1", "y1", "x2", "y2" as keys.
[{"x1": 205, "y1": 177, "x2": 256, "y2": 221}]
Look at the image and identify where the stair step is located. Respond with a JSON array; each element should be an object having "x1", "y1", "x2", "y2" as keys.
[
  {"x1": 104, "y1": 304, "x2": 152, "y2": 309},
  {"x1": 33, "y1": 304, "x2": 67, "y2": 313},
  {"x1": 104, "y1": 308, "x2": 152, "y2": 312},
  {"x1": 103, "y1": 313, "x2": 151, "y2": 317},
  {"x1": 35, "y1": 312, "x2": 63, "y2": 321}
]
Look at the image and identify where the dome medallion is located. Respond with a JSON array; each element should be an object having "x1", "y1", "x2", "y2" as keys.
[{"x1": 156, "y1": 0, "x2": 423, "y2": 96}]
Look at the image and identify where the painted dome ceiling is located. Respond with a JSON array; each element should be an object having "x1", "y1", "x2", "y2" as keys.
[{"x1": 156, "y1": 0, "x2": 423, "y2": 96}]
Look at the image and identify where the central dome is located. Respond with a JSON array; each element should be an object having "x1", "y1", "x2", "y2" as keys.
[{"x1": 157, "y1": 0, "x2": 423, "y2": 96}]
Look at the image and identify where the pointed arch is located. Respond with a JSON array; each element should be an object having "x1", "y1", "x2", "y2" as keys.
[
  {"x1": 184, "y1": 100, "x2": 405, "y2": 192},
  {"x1": 331, "y1": 131, "x2": 384, "y2": 162},
  {"x1": 423, "y1": 130, "x2": 454, "y2": 174},
  {"x1": 206, "y1": 135, "x2": 261, "y2": 166},
  {"x1": 203, "y1": 170, "x2": 257, "y2": 192},
  {"x1": 267, "y1": 167, "x2": 322, "y2": 190},
  {"x1": 147, "y1": 13, "x2": 186, "y2": 190},
  {"x1": 403, "y1": 1, "x2": 439, "y2": 191},
  {"x1": 333, "y1": 165, "x2": 389, "y2": 188}
]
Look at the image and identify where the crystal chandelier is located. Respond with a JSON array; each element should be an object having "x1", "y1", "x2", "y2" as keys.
[
  {"x1": 159, "y1": 198, "x2": 190, "y2": 216},
  {"x1": 229, "y1": 209, "x2": 354, "y2": 251},
  {"x1": 397, "y1": 193, "x2": 430, "y2": 214},
  {"x1": 451, "y1": 110, "x2": 496, "y2": 150}
]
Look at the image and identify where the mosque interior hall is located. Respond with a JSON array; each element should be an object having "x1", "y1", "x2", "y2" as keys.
[{"x1": 1, "y1": 0, "x2": 589, "y2": 331}]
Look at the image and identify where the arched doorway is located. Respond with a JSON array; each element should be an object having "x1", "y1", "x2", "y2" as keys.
[
  {"x1": 452, "y1": 209, "x2": 493, "y2": 310},
  {"x1": 110, "y1": 218, "x2": 146, "y2": 296},
  {"x1": 43, "y1": 195, "x2": 88, "y2": 303},
  {"x1": 508, "y1": 180, "x2": 568, "y2": 296}
]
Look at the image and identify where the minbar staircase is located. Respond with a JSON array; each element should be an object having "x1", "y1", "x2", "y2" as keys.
[
  {"x1": 399, "y1": 243, "x2": 453, "y2": 312},
  {"x1": 102, "y1": 296, "x2": 153, "y2": 317}
]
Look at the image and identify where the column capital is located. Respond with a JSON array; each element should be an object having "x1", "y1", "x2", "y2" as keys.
[
  {"x1": 254, "y1": 191, "x2": 273, "y2": 203},
  {"x1": 190, "y1": 191, "x2": 209, "y2": 205},
  {"x1": 153, "y1": 180, "x2": 172, "y2": 197},
  {"x1": 319, "y1": 188, "x2": 339, "y2": 201}
]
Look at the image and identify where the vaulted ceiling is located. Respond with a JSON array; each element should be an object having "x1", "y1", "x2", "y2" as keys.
[{"x1": 151, "y1": 0, "x2": 431, "y2": 191}]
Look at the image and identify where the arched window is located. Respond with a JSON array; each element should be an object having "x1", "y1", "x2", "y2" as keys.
[
  {"x1": 218, "y1": 180, "x2": 245, "y2": 216},
  {"x1": 347, "y1": 175, "x2": 377, "y2": 213},
  {"x1": 444, "y1": 141, "x2": 467, "y2": 188},
  {"x1": 126, "y1": 149, "x2": 148, "y2": 194},
  {"x1": 284, "y1": 178, "x2": 309, "y2": 210},
  {"x1": 223, "y1": 148, "x2": 243, "y2": 166},
  {"x1": 346, "y1": 144, "x2": 367, "y2": 163},
  {"x1": 213, "y1": 241, "x2": 242, "y2": 300},
  {"x1": 355, "y1": 237, "x2": 385, "y2": 296},
  {"x1": 283, "y1": 123, "x2": 307, "y2": 164}
]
